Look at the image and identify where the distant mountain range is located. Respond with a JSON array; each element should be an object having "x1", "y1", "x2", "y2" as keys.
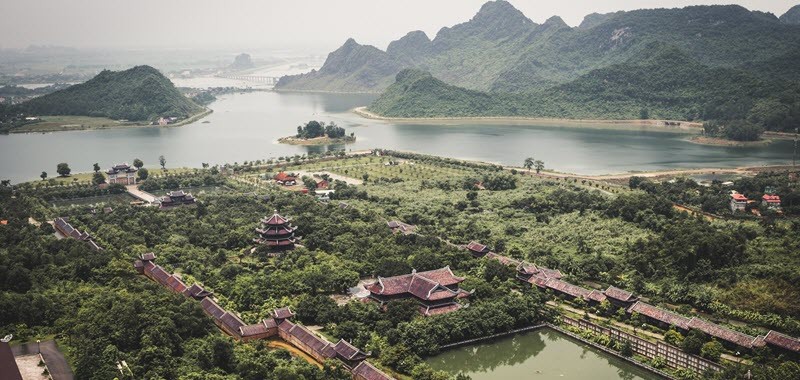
[
  {"x1": 278, "y1": 1, "x2": 800, "y2": 131},
  {"x1": 19, "y1": 65, "x2": 201, "y2": 121}
]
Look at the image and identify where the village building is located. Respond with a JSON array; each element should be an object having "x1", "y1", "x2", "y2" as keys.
[
  {"x1": 465, "y1": 241, "x2": 490, "y2": 256},
  {"x1": 53, "y1": 217, "x2": 102, "y2": 250},
  {"x1": 106, "y1": 163, "x2": 137, "y2": 185},
  {"x1": 278, "y1": 319, "x2": 337, "y2": 363},
  {"x1": 542, "y1": 278, "x2": 592, "y2": 301},
  {"x1": 254, "y1": 210, "x2": 299, "y2": 250},
  {"x1": 274, "y1": 172, "x2": 297, "y2": 186},
  {"x1": 627, "y1": 301, "x2": 692, "y2": 331},
  {"x1": 333, "y1": 339, "x2": 370, "y2": 368},
  {"x1": 729, "y1": 192, "x2": 748, "y2": 212},
  {"x1": 386, "y1": 220, "x2": 415, "y2": 235},
  {"x1": 159, "y1": 190, "x2": 197, "y2": 209},
  {"x1": 366, "y1": 267, "x2": 472, "y2": 316},
  {"x1": 761, "y1": 194, "x2": 781, "y2": 210},
  {"x1": 184, "y1": 283, "x2": 213, "y2": 300},
  {"x1": 240, "y1": 318, "x2": 279, "y2": 342},
  {"x1": 316, "y1": 179, "x2": 329, "y2": 189},
  {"x1": 603, "y1": 286, "x2": 638, "y2": 308}
]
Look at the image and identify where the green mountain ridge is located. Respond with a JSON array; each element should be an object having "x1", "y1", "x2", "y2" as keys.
[
  {"x1": 369, "y1": 44, "x2": 800, "y2": 131},
  {"x1": 277, "y1": 1, "x2": 800, "y2": 93},
  {"x1": 19, "y1": 65, "x2": 202, "y2": 121},
  {"x1": 781, "y1": 4, "x2": 800, "y2": 24}
]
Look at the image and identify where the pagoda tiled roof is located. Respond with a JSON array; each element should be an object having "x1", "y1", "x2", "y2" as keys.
[
  {"x1": 687, "y1": 318, "x2": 756, "y2": 348},
  {"x1": 352, "y1": 361, "x2": 394, "y2": 380},
  {"x1": 604, "y1": 286, "x2": 636, "y2": 302},
  {"x1": 201, "y1": 298, "x2": 226, "y2": 320},
  {"x1": 762, "y1": 194, "x2": 781, "y2": 203},
  {"x1": 485, "y1": 252, "x2": 521, "y2": 266},
  {"x1": 281, "y1": 321, "x2": 336, "y2": 359},
  {"x1": 240, "y1": 322, "x2": 269, "y2": 337},
  {"x1": 544, "y1": 279, "x2": 591, "y2": 299},
  {"x1": 183, "y1": 284, "x2": 213, "y2": 299},
  {"x1": 165, "y1": 275, "x2": 187, "y2": 293},
  {"x1": 263, "y1": 318, "x2": 278, "y2": 329},
  {"x1": 272, "y1": 307, "x2": 295, "y2": 320},
  {"x1": 219, "y1": 312, "x2": 246, "y2": 335},
  {"x1": 466, "y1": 241, "x2": 489, "y2": 253},
  {"x1": 763, "y1": 330, "x2": 800, "y2": 353},
  {"x1": 586, "y1": 290, "x2": 607, "y2": 303},
  {"x1": 369, "y1": 267, "x2": 465, "y2": 300},
  {"x1": 141, "y1": 252, "x2": 156, "y2": 261},
  {"x1": 149, "y1": 265, "x2": 172, "y2": 286},
  {"x1": 262, "y1": 211, "x2": 290, "y2": 225},
  {"x1": 334, "y1": 339, "x2": 368, "y2": 361},
  {"x1": 627, "y1": 301, "x2": 691, "y2": 330}
]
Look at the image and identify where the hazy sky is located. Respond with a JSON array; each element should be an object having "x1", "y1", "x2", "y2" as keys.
[{"x1": 1, "y1": 0, "x2": 797, "y2": 51}]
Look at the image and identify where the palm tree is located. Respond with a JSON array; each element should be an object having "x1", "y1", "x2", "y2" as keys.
[
  {"x1": 523, "y1": 157, "x2": 534, "y2": 171},
  {"x1": 534, "y1": 160, "x2": 545, "y2": 174}
]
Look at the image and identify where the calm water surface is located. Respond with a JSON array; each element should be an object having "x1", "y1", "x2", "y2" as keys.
[
  {"x1": 426, "y1": 329, "x2": 661, "y2": 380},
  {"x1": 0, "y1": 91, "x2": 793, "y2": 182}
]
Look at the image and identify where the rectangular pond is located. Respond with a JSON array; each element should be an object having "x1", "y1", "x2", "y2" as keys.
[{"x1": 426, "y1": 328, "x2": 663, "y2": 380}]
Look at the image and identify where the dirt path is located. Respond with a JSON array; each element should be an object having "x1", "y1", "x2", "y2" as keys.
[
  {"x1": 125, "y1": 184, "x2": 158, "y2": 203},
  {"x1": 267, "y1": 340, "x2": 321, "y2": 368}
]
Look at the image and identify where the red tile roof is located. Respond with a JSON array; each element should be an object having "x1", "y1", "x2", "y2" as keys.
[
  {"x1": 272, "y1": 307, "x2": 295, "y2": 320},
  {"x1": 421, "y1": 303, "x2": 463, "y2": 316},
  {"x1": 627, "y1": 301, "x2": 691, "y2": 330},
  {"x1": 731, "y1": 193, "x2": 748, "y2": 201},
  {"x1": 333, "y1": 339, "x2": 368, "y2": 361},
  {"x1": 687, "y1": 318, "x2": 756, "y2": 349},
  {"x1": 201, "y1": 298, "x2": 226, "y2": 320},
  {"x1": 466, "y1": 241, "x2": 489, "y2": 253},
  {"x1": 183, "y1": 284, "x2": 213, "y2": 299},
  {"x1": 369, "y1": 267, "x2": 464, "y2": 299},
  {"x1": 165, "y1": 275, "x2": 187, "y2": 293},
  {"x1": 763, "y1": 330, "x2": 800, "y2": 353},
  {"x1": 0, "y1": 342, "x2": 22, "y2": 380},
  {"x1": 586, "y1": 290, "x2": 607, "y2": 303},
  {"x1": 352, "y1": 361, "x2": 394, "y2": 380},
  {"x1": 762, "y1": 194, "x2": 781, "y2": 203},
  {"x1": 604, "y1": 286, "x2": 636, "y2": 302},
  {"x1": 262, "y1": 211, "x2": 289, "y2": 225},
  {"x1": 141, "y1": 252, "x2": 156, "y2": 261},
  {"x1": 545, "y1": 279, "x2": 591, "y2": 299},
  {"x1": 219, "y1": 312, "x2": 246, "y2": 335},
  {"x1": 282, "y1": 321, "x2": 336, "y2": 359},
  {"x1": 240, "y1": 322, "x2": 270, "y2": 337}
]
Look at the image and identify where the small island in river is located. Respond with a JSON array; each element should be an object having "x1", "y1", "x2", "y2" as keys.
[{"x1": 278, "y1": 120, "x2": 356, "y2": 145}]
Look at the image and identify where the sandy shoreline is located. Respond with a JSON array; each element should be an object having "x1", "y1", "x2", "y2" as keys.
[
  {"x1": 686, "y1": 135, "x2": 772, "y2": 147},
  {"x1": 10, "y1": 108, "x2": 213, "y2": 134},
  {"x1": 277, "y1": 135, "x2": 356, "y2": 145},
  {"x1": 353, "y1": 106, "x2": 704, "y2": 130}
]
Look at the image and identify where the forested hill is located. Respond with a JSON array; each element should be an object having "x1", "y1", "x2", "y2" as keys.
[
  {"x1": 276, "y1": 1, "x2": 800, "y2": 93},
  {"x1": 19, "y1": 65, "x2": 202, "y2": 121},
  {"x1": 781, "y1": 5, "x2": 800, "y2": 24},
  {"x1": 369, "y1": 44, "x2": 800, "y2": 132}
]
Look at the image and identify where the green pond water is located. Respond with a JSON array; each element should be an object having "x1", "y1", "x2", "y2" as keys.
[{"x1": 426, "y1": 329, "x2": 662, "y2": 380}]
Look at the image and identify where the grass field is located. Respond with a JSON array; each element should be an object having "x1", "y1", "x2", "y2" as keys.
[
  {"x1": 13, "y1": 115, "x2": 145, "y2": 133},
  {"x1": 287, "y1": 156, "x2": 476, "y2": 182}
]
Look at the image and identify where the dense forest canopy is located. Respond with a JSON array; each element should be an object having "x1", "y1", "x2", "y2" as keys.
[{"x1": 15, "y1": 65, "x2": 202, "y2": 122}]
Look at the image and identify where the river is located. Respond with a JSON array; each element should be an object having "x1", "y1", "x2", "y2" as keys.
[
  {"x1": 426, "y1": 329, "x2": 661, "y2": 380},
  {"x1": 0, "y1": 91, "x2": 794, "y2": 183}
]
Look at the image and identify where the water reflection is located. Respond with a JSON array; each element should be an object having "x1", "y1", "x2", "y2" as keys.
[{"x1": 426, "y1": 329, "x2": 659, "y2": 380}]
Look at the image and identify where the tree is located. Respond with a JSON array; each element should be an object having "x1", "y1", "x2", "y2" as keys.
[
  {"x1": 138, "y1": 168, "x2": 149, "y2": 181},
  {"x1": 681, "y1": 330, "x2": 706, "y2": 354},
  {"x1": 534, "y1": 160, "x2": 544, "y2": 174},
  {"x1": 523, "y1": 157, "x2": 534, "y2": 170},
  {"x1": 639, "y1": 108, "x2": 649, "y2": 119},
  {"x1": 620, "y1": 340, "x2": 633, "y2": 357},
  {"x1": 159, "y1": 155, "x2": 166, "y2": 170},
  {"x1": 700, "y1": 339, "x2": 723, "y2": 362},
  {"x1": 1, "y1": 179, "x2": 10, "y2": 187},
  {"x1": 664, "y1": 329, "x2": 684, "y2": 346},
  {"x1": 93, "y1": 163, "x2": 100, "y2": 173},
  {"x1": 133, "y1": 158, "x2": 144, "y2": 170},
  {"x1": 40, "y1": 171, "x2": 47, "y2": 181},
  {"x1": 56, "y1": 163, "x2": 71, "y2": 177},
  {"x1": 92, "y1": 172, "x2": 105, "y2": 185}
]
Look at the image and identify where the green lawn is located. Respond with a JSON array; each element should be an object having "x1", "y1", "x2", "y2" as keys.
[{"x1": 13, "y1": 115, "x2": 144, "y2": 133}]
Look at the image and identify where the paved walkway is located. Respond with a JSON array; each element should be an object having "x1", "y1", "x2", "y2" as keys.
[
  {"x1": 12, "y1": 340, "x2": 73, "y2": 380},
  {"x1": 125, "y1": 184, "x2": 158, "y2": 203}
]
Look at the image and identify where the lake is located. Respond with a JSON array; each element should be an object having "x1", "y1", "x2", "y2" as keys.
[
  {"x1": 0, "y1": 91, "x2": 794, "y2": 183},
  {"x1": 426, "y1": 329, "x2": 662, "y2": 380}
]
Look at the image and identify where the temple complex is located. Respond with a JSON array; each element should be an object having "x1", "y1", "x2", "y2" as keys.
[
  {"x1": 53, "y1": 217, "x2": 102, "y2": 250},
  {"x1": 106, "y1": 163, "x2": 137, "y2": 185},
  {"x1": 254, "y1": 210, "x2": 298, "y2": 250},
  {"x1": 366, "y1": 267, "x2": 472, "y2": 316},
  {"x1": 159, "y1": 190, "x2": 197, "y2": 209}
]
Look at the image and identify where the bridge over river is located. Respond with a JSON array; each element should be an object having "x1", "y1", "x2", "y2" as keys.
[{"x1": 215, "y1": 74, "x2": 280, "y2": 85}]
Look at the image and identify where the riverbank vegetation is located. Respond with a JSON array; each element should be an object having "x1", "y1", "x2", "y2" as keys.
[
  {"x1": 2, "y1": 152, "x2": 799, "y2": 379},
  {"x1": 279, "y1": 120, "x2": 356, "y2": 145}
]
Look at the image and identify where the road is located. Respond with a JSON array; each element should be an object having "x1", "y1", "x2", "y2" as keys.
[
  {"x1": 125, "y1": 184, "x2": 158, "y2": 203},
  {"x1": 12, "y1": 340, "x2": 74, "y2": 380}
]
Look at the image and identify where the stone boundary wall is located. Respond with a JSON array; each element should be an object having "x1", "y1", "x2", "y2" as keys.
[{"x1": 561, "y1": 316, "x2": 722, "y2": 374}]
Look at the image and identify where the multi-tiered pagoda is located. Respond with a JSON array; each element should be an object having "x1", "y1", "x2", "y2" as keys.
[{"x1": 254, "y1": 210, "x2": 298, "y2": 250}]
